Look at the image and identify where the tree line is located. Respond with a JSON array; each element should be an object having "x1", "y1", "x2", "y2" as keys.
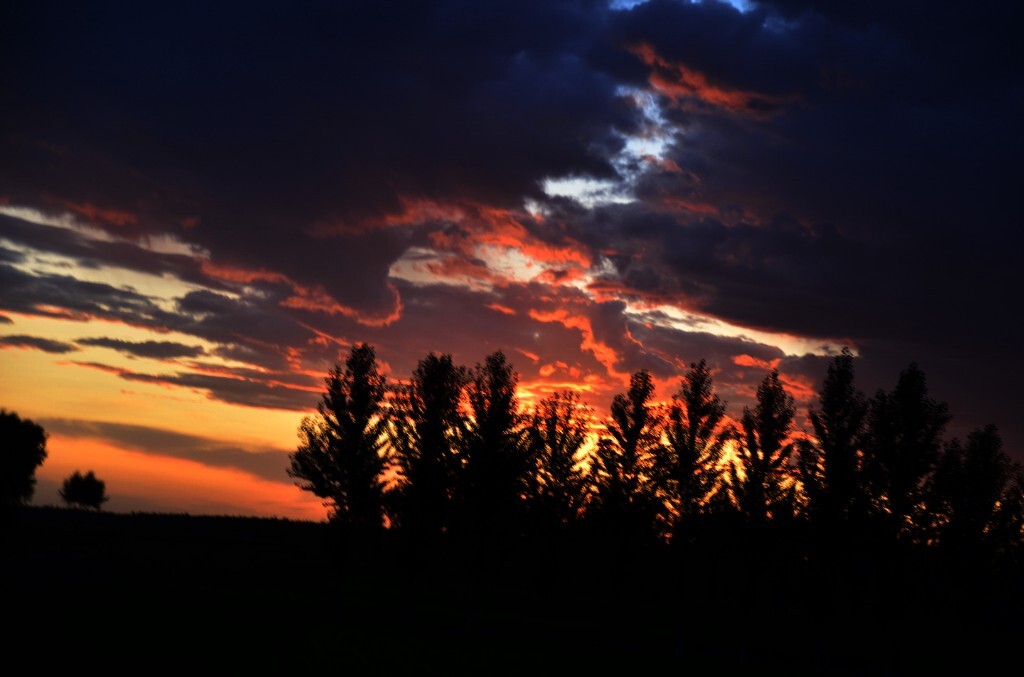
[{"x1": 290, "y1": 344, "x2": 1024, "y2": 555}]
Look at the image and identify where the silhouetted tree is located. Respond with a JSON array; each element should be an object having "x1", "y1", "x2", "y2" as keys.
[
  {"x1": 59, "y1": 470, "x2": 109, "y2": 510},
  {"x1": 388, "y1": 352, "x2": 467, "y2": 536},
  {"x1": 928, "y1": 425, "x2": 1019, "y2": 551},
  {"x1": 797, "y1": 348, "x2": 868, "y2": 524},
  {"x1": 656, "y1": 360, "x2": 730, "y2": 534},
  {"x1": 589, "y1": 371, "x2": 664, "y2": 539},
  {"x1": 730, "y1": 370, "x2": 797, "y2": 524},
  {"x1": 289, "y1": 344, "x2": 390, "y2": 530},
  {"x1": 526, "y1": 391, "x2": 592, "y2": 532},
  {"x1": 864, "y1": 364, "x2": 949, "y2": 538},
  {"x1": 458, "y1": 351, "x2": 530, "y2": 538},
  {"x1": 1, "y1": 409, "x2": 48, "y2": 510}
]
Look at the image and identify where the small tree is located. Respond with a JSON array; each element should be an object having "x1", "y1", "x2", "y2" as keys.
[
  {"x1": 1, "y1": 409, "x2": 48, "y2": 509},
  {"x1": 60, "y1": 470, "x2": 109, "y2": 510},
  {"x1": 289, "y1": 343, "x2": 390, "y2": 529}
]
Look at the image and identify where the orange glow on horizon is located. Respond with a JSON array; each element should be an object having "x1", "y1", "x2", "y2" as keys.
[{"x1": 38, "y1": 435, "x2": 328, "y2": 521}]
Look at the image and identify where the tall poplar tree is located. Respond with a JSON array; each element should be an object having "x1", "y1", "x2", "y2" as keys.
[
  {"x1": 388, "y1": 352, "x2": 467, "y2": 536},
  {"x1": 730, "y1": 370, "x2": 797, "y2": 524},
  {"x1": 656, "y1": 360, "x2": 730, "y2": 532},
  {"x1": 289, "y1": 343, "x2": 390, "y2": 529}
]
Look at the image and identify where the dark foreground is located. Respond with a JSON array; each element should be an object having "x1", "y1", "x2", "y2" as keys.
[{"x1": 3, "y1": 507, "x2": 1022, "y2": 674}]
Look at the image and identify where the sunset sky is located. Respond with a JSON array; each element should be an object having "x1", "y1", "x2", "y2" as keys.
[{"x1": 2, "y1": 0, "x2": 1020, "y2": 520}]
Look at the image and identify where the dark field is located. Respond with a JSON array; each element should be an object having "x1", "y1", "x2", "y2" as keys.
[{"x1": 3, "y1": 506, "x2": 1021, "y2": 674}]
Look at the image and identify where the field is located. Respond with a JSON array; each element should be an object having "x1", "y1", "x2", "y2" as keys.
[{"x1": 4, "y1": 506, "x2": 1021, "y2": 673}]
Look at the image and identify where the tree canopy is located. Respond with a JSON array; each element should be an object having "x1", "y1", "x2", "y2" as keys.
[
  {"x1": 289, "y1": 343, "x2": 390, "y2": 529},
  {"x1": 1, "y1": 409, "x2": 48, "y2": 509}
]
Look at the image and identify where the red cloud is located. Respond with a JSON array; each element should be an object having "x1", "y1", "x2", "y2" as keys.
[
  {"x1": 487, "y1": 303, "x2": 517, "y2": 316},
  {"x1": 630, "y1": 43, "x2": 788, "y2": 116}
]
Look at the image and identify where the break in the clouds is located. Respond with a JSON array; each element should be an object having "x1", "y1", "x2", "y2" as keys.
[{"x1": 1, "y1": 0, "x2": 1021, "y2": 455}]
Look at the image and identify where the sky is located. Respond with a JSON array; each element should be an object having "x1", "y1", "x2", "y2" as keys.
[{"x1": 2, "y1": 0, "x2": 1021, "y2": 520}]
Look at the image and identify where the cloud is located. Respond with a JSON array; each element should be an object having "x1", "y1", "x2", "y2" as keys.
[
  {"x1": 76, "y1": 337, "x2": 206, "y2": 359},
  {"x1": 67, "y1": 361, "x2": 319, "y2": 412},
  {"x1": 38, "y1": 417, "x2": 295, "y2": 483},
  {"x1": 0, "y1": 334, "x2": 79, "y2": 354}
]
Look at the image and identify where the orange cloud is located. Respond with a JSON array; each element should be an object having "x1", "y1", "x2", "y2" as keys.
[
  {"x1": 487, "y1": 303, "x2": 517, "y2": 316},
  {"x1": 733, "y1": 354, "x2": 781, "y2": 371},
  {"x1": 516, "y1": 348, "x2": 541, "y2": 363},
  {"x1": 630, "y1": 43, "x2": 787, "y2": 115},
  {"x1": 529, "y1": 308, "x2": 628, "y2": 383}
]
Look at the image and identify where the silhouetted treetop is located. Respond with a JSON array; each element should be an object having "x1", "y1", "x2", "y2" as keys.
[
  {"x1": 289, "y1": 343, "x2": 390, "y2": 529},
  {"x1": 459, "y1": 350, "x2": 531, "y2": 537},
  {"x1": 1, "y1": 409, "x2": 48, "y2": 509},
  {"x1": 526, "y1": 391, "x2": 592, "y2": 530},
  {"x1": 865, "y1": 363, "x2": 950, "y2": 537},
  {"x1": 657, "y1": 359, "x2": 730, "y2": 526},
  {"x1": 799, "y1": 348, "x2": 869, "y2": 524},
  {"x1": 590, "y1": 370, "x2": 665, "y2": 539},
  {"x1": 388, "y1": 352, "x2": 468, "y2": 535},
  {"x1": 731, "y1": 369, "x2": 797, "y2": 523}
]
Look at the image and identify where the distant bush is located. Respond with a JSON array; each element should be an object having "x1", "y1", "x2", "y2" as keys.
[{"x1": 60, "y1": 470, "x2": 109, "y2": 510}]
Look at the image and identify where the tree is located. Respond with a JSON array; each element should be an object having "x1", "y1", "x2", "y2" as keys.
[
  {"x1": 388, "y1": 352, "x2": 467, "y2": 535},
  {"x1": 458, "y1": 350, "x2": 530, "y2": 537},
  {"x1": 656, "y1": 360, "x2": 730, "y2": 532},
  {"x1": 526, "y1": 391, "x2": 592, "y2": 532},
  {"x1": 864, "y1": 364, "x2": 949, "y2": 537},
  {"x1": 60, "y1": 470, "x2": 109, "y2": 510},
  {"x1": 928, "y1": 425, "x2": 1018, "y2": 550},
  {"x1": 1, "y1": 409, "x2": 48, "y2": 509},
  {"x1": 798, "y1": 348, "x2": 868, "y2": 524},
  {"x1": 289, "y1": 343, "x2": 390, "y2": 529},
  {"x1": 730, "y1": 370, "x2": 797, "y2": 524},
  {"x1": 589, "y1": 370, "x2": 665, "y2": 539}
]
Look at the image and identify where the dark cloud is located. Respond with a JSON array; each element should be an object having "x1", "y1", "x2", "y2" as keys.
[
  {"x1": 0, "y1": 334, "x2": 79, "y2": 354},
  {"x1": 0, "y1": 213, "x2": 219, "y2": 289},
  {"x1": 76, "y1": 337, "x2": 205, "y2": 360},
  {"x1": 38, "y1": 417, "x2": 294, "y2": 483},
  {"x1": 0, "y1": 261, "x2": 180, "y2": 325},
  {"x1": 77, "y1": 363, "x2": 319, "y2": 412},
  {"x1": 1, "y1": 0, "x2": 639, "y2": 320}
]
